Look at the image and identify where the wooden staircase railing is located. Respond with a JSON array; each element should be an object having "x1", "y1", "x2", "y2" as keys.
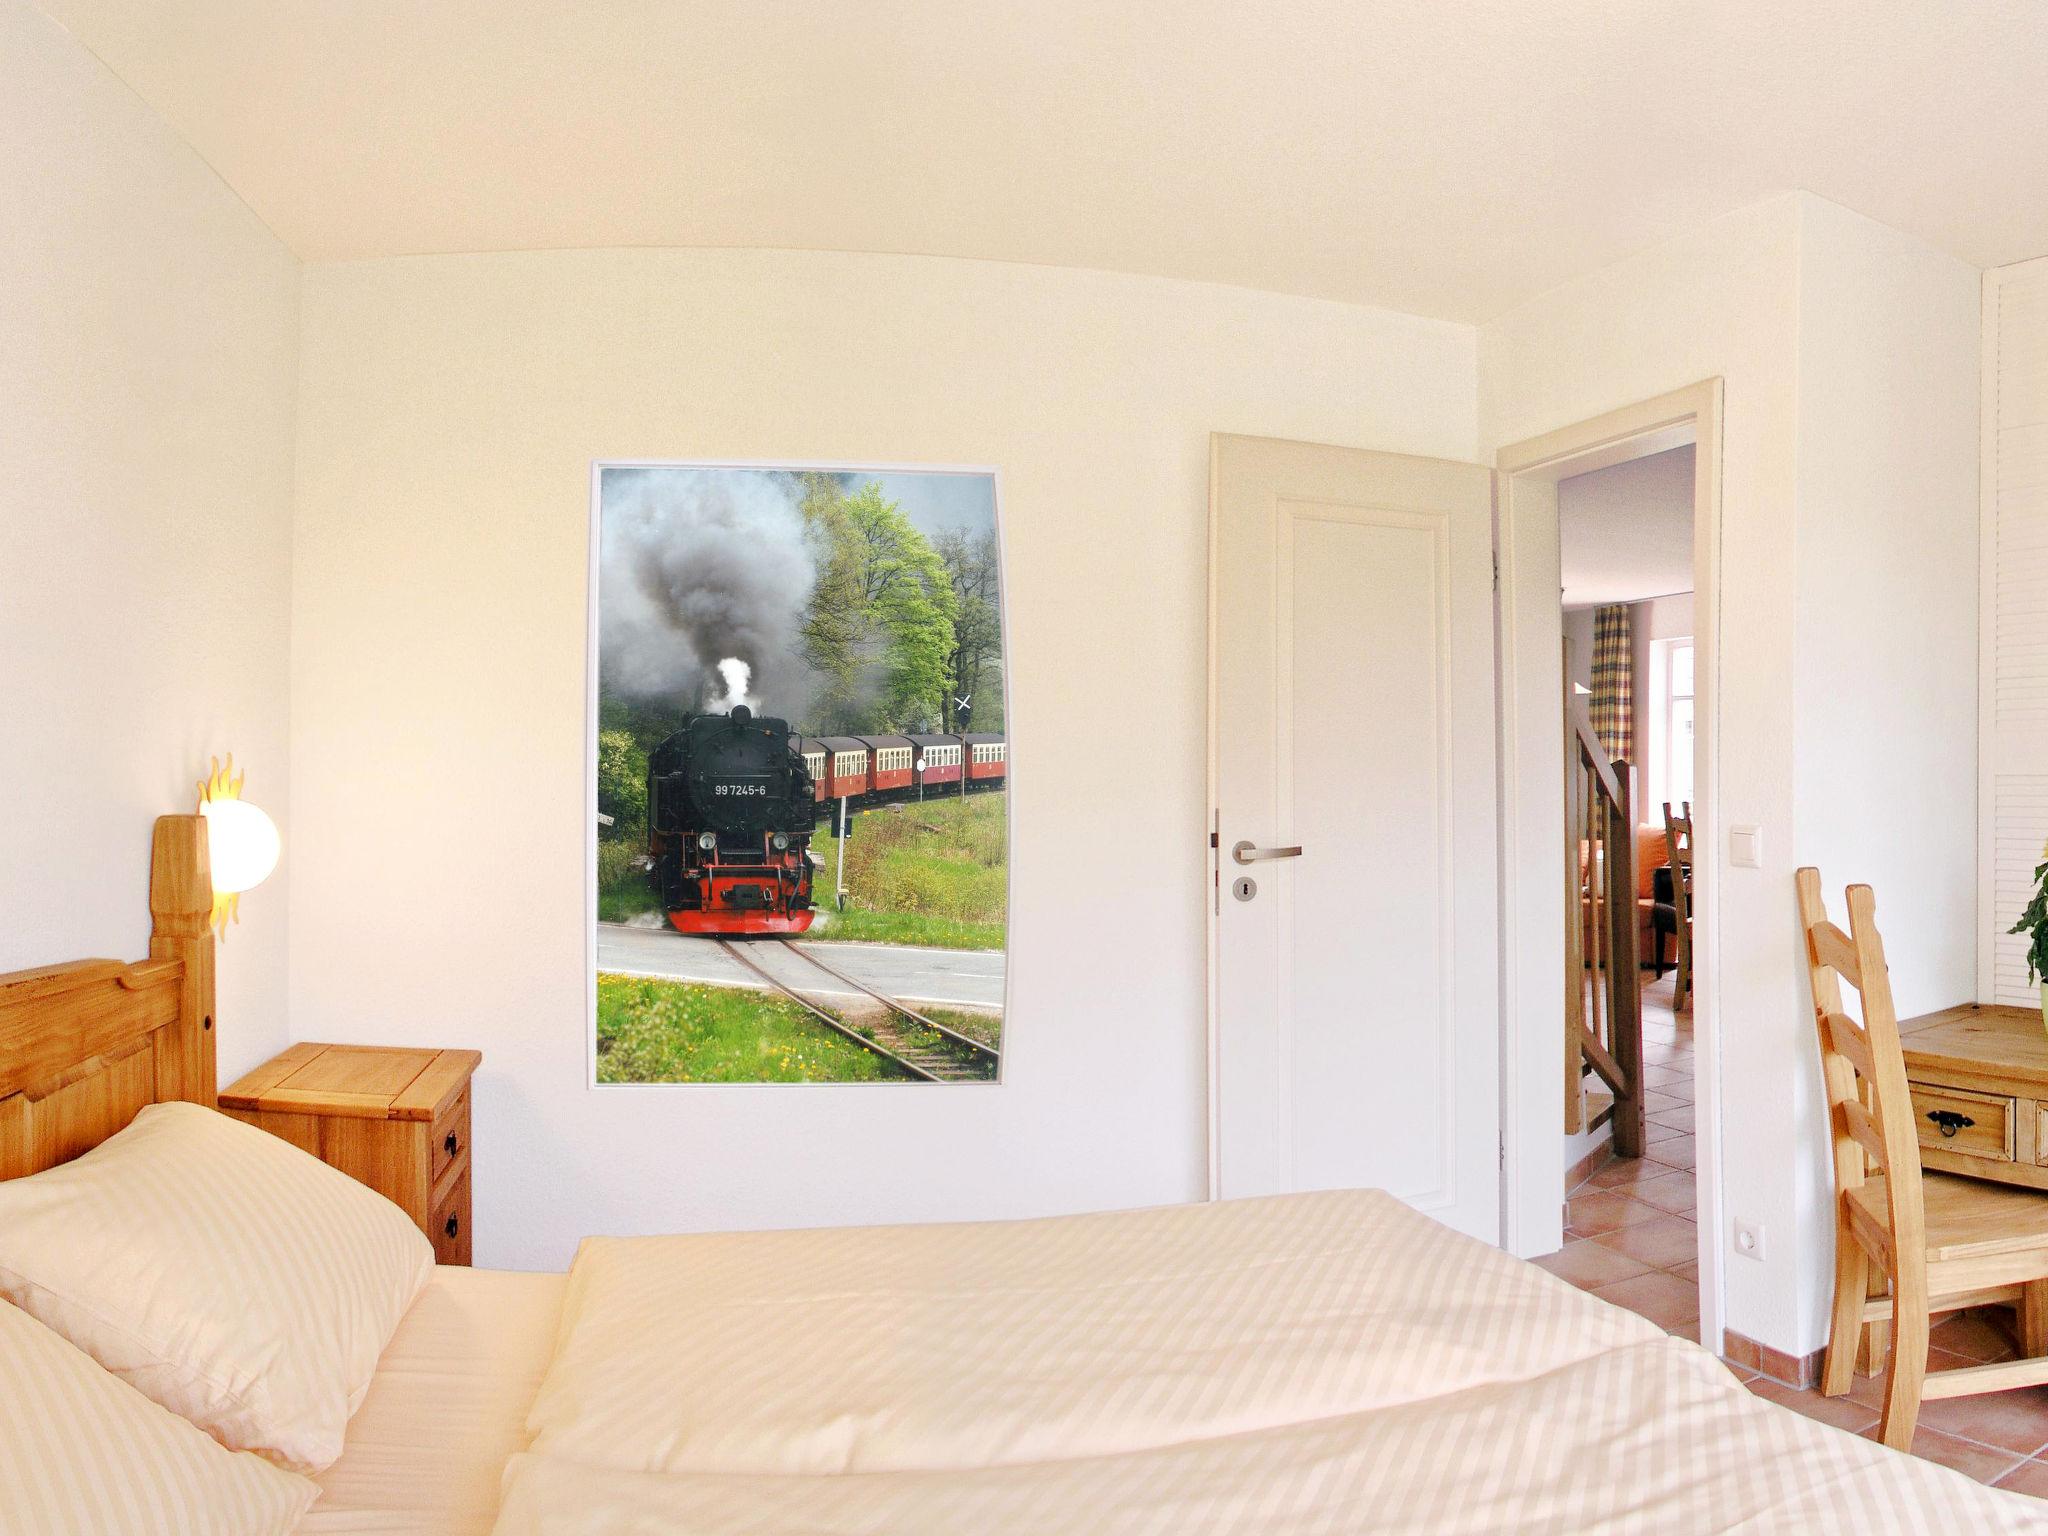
[{"x1": 1564, "y1": 694, "x2": 1646, "y2": 1158}]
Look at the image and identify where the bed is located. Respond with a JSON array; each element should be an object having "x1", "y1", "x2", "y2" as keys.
[
  {"x1": 5, "y1": 816, "x2": 2048, "y2": 1534},
  {"x1": 300, "y1": 1267, "x2": 564, "y2": 1534}
]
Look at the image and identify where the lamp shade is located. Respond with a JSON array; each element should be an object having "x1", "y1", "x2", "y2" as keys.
[{"x1": 200, "y1": 796, "x2": 280, "y2": 895}]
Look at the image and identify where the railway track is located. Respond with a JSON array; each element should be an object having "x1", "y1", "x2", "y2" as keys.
[{"x1": 711, "y1": 938, "x2": 1000, "y2": 1083}]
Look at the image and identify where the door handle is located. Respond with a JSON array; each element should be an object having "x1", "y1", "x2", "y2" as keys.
[{"x1": 1231, "y1": 841, "x2": 1303, "y2": 865}]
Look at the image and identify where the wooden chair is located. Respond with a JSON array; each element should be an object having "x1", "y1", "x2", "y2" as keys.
[
  {"x1": 1661, "y1": 801, "x2": 1694, "y2": 1009},
  {"x1": 1797, "y1": 868, "x2": 2048, "y2": 1449}
]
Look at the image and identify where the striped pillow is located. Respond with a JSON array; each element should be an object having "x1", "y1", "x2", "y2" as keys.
[
  {"x1": 0, "y1": 1298, "x2": 315, "y2": 1534},
  {"x1": 0, "y1": 1101, "x2": 433, "y2": 1472}
]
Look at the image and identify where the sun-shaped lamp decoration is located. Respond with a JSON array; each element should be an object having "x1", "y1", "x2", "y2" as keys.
[{"x1": 196, "y1": 754, "x2": 280, "y2": 938}]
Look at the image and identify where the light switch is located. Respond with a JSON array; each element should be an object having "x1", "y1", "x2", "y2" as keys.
[{"x1": 1729, "y1": 824, "x2": 1762, "y2": 869}]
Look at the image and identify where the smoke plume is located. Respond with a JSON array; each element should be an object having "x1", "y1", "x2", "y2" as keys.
[
  {"x1": 709, "y1": 657, "x2": 757, "y2": 712},
  {"x1": 600, "y1": 470, "x2": 816, "y2": 719}
]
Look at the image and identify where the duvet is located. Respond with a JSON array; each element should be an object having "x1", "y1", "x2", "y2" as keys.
[{"x1": 491, "y1": 1190, "x2": 2048, "y2": 1533}]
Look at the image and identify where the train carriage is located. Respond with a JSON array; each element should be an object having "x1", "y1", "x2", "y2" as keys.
[
  {"x1": 964, "y1": 733, "x2": 1008, "y2": 789},
  {"x1": 856, "y1": 735, "x2": 916, "y2": 797},
  {"x1": 815, "y1": 737, "x2": 873, "y2": 802},
  {"x1": 795, "y1": 737, "x2": 829, "y2": 807},
  {"x1": 906, "y1": 734, "x2": 964, "y2": 790}
]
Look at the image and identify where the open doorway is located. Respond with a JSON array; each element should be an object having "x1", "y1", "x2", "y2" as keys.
[
  {"x1": 1556, "y1": 443, "x2": 1701, "y2": 1316},
  {"x1": 1495, "y1": 381, "x2": 1725, "y2": 1350}
]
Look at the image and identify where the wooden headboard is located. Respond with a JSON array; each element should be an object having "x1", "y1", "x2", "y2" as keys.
[{"x1": 0, "y1": 815, "x2": 216, "y2": 1179}]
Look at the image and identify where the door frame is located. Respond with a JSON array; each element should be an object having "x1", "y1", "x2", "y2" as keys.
[{"x1": 1494, "y1": 380, "x2": 1726, "y2": 1349}]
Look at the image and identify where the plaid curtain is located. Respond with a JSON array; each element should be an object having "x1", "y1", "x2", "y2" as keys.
[{"x1": 1589, "y1": 603, "x2": 1632, "y2": 763}]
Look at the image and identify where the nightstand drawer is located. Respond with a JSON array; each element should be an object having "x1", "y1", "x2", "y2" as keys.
[
  {"x1": 1910, "y1": 1082, "x2": 2015, "y2": 1162},
  {"x1": 432, "y1": 1084, "x2": 470, "y2": 1187},
  {"x1": 432, "y1": 1161, "x2": 472, "y2": 1266}
]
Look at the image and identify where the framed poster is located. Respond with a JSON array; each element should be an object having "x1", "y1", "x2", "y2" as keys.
[{"x1": 590, "y1": 464, "x2": 1008, "y2": 1084}]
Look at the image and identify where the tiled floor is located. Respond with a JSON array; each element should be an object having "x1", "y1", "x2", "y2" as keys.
[{"x1": 1534, "y1": 971, "x2": 2048, "y2": 1498}]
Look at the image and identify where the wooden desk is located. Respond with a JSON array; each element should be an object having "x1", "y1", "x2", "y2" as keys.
[{"x1": 1901, "y1": 1005, "x2": 2048, "y2": 1190}]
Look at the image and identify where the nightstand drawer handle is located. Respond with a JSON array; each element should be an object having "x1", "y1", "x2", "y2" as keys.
[
  {"x1": 444, "y1": 1214, "x2": 459, "y2": 1239},
  {"x1": 1927, "y1": 1109, "x2": 1975, "y2": 1138},
  {"x1": 444, "y1": 1132, "x2": 460, "y2": 1157}
]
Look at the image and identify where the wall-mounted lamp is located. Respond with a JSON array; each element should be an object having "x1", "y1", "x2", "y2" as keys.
[{"x1": 196, "y1": 754, "x2": 280, "y2": 938}]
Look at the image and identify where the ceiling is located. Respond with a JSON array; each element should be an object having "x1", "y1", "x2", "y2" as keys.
[
  {"x1": 1560, "y1": 445, "x2": 1694, "y2": 608},
  {"x1": 34, "y1": 0, "x2": 2048, "y2": 322}
]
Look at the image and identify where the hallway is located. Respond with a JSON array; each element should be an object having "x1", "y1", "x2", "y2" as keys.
[{"x1": 1540, "y1": 973, "x2": 1698, "y2": 1334}]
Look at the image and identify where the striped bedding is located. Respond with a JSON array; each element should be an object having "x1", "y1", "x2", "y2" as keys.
[{"x1": 490, "y1": 1190, "x2": 2048, "y2": 1533}]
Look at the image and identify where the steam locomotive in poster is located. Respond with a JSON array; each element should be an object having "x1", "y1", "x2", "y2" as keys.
[
  {"x1": 648, "y1": 706, "x2": 1007, "y2": 936},
  {"x1": 648, "y1": 706, "x2": 818, "y2": 936}
]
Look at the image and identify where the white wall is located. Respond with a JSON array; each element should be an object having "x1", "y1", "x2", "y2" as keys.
[
  {"x1": 1787, "y1": 197, "x2": 1980, "y2": 1344},
  {"x1": 1481, "y1": 192, "x2": 1979, "y2": 1357},
  {"x1": 1562, "y1": 608, "x2": 1597, "y2": 695},
  {"x1": 1558, "y1": 445, "x2": 1696, "y2": 607},
  {"x1": 0, "y1": 0, "x2": 299, "y2": 1077},
  {"x1": 289, "y1": 248, "x2": 1478, "y2": 1269}
]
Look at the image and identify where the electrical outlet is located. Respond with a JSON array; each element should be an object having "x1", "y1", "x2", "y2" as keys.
[{"x1": 1733, "y1": 1219, "x2": 1766, "y2": 1261}]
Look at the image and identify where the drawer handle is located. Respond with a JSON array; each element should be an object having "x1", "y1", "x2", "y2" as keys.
[
  {"x1": 1927, "y1": 1109, "x2": 1976, "y2": 1139},
  {"x1": 444, "y1": 1213, "x2": 459, "y2": 1239},
  {"x1": 444, "y1": 1132, "x2": 460, "y2": 1157}
]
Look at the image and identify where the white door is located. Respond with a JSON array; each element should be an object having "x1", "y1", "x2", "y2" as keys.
[{"x1": 1210, "y1": 434, "x2": 1500, "y2": 1242}]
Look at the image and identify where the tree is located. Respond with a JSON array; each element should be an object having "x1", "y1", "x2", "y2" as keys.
[
  {"x1": 797, "y1": 478, "x2": 956, "y2": 732},
  {"x1": 596, "y1": 729, "x2": 647, "y2": 842},
  {"x1": 797, "y1": 475, "x2": 867, "y2": 728},
  {"x1": 935, "y1": 528, "x2": 1003, "y2": 733},
  {"x1": 844, "y1": 483, "x2": 956, "y2": 728}
]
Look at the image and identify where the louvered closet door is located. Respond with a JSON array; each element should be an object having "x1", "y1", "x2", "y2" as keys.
[{"x1": 1985, "y1": 258, "x2": 2048, "y2": 1004}]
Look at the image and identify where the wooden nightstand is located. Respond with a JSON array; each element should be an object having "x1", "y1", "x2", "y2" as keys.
[{"x1": 220, "y1": 1043, "x2": 480, "y2": 1265}]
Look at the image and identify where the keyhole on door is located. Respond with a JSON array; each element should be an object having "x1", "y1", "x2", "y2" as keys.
[{"x1": 1232, "y1": 875, "x2": 1257, "y2": 902}]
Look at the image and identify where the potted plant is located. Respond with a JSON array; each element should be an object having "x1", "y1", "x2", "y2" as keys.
[{"x1": 2009, "y1": 839, "x2": 2048, "y2": 1031}]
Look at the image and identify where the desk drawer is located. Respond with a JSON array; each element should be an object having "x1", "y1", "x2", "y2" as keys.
[{"x1": 1910, "y1": 1082, "x2": 2015, "y2": 1162}]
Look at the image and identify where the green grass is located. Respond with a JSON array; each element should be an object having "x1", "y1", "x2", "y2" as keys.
[
  {"x1": 809, "y1": 792, "x2": 1006, "y2": 951},
  {"x1": 596, "y1": 973, "x2": 908, "y2": 1083},
  {"x1": 597, "y1": 885, "x2": 663, "y2": 924},
  {"x1": 596, "y1": 838, "x2": 663, "y2": 923},
  {"x1": 809, "y1": 908, "x2": 1004, "y2": 948}
]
